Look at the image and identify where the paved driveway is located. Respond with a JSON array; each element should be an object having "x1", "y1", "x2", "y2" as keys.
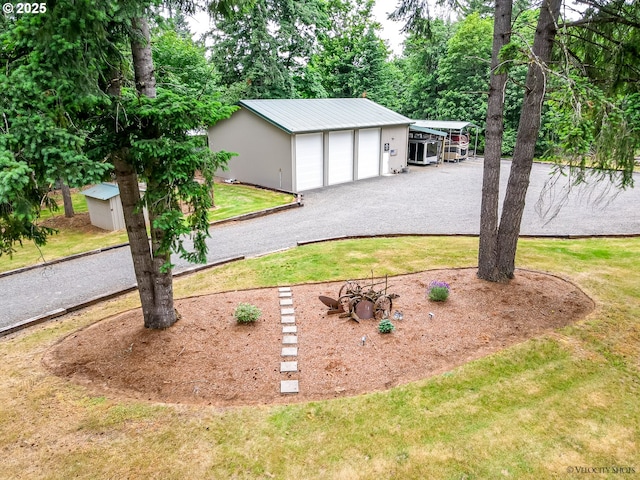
[{"x1": 2, "y1": 158, "x2": 639, "y2": 329}]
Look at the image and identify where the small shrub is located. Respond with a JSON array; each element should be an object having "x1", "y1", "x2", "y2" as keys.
[
  {"x1": 378, "y1": 319, "x2": 395, "y2": 334},
  {"x1": 234, "y1": 303, "x2": 261, "y2": 323},
  {"x1": 428, "y1": 280, "x2": 450, "y2": 302}
]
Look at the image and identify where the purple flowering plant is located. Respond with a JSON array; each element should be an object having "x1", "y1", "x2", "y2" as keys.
[{"x1": 427, "y1": 280, "x2": 450, "y2": 302}]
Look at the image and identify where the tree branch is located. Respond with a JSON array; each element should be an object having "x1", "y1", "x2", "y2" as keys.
[{"x1": 562, "y1": 15, "x2": 640, "y2": 30}]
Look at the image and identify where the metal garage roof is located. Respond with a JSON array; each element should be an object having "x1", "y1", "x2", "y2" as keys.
[
  {"x1": 239, "y1": 98, "x2": 412, "y2": 134},
  {"x1": 411, "y1": 120, "x2": 478, "y2": 130},
  {"x1": 81, "y1": 183, "x2": 120, "y2": 200}
]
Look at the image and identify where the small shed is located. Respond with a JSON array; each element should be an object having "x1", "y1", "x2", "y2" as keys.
[
  {"x1": 81, "y1": 183, "x2": 125, "y2": 231},
  {"x1": 208, "y1": 98, "x2": 412, "y2": 193}
]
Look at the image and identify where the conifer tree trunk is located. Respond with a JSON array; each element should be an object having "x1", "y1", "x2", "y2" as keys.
[
  {"x1": 477, "y1": 0, "x2": 513, "y2": 282},
  {"x1": 60, "y1": 180, "x2": 74, "y2": 218},
  {"x1": 494, "y1": 0, "x2": 563, "y2": 280},
  {"x1": 110, "y1": 16, "x2": 177, "y2": 329},
  {"x1": 129, "y1": 16, "x2": 177, "y2": 329},
  {"x1": 112, "y1": 155, "x2": 161, "y2": 325}
]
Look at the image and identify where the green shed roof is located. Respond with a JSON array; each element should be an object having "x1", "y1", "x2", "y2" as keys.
[
  {"x1": 239, "y1": 98, "x2": 412, "y2": 134},
  {"x1": 81, "y1": 183, "x2": 120, "y2": 201}
]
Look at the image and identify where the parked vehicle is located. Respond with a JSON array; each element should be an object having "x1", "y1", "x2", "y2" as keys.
[
  {"x1": 443, "y1": 133, "x2": 469, "y2": 162},
  {"x1": 408, "y1": 132, "x2": 441, "y2": 165},
  {"x1": 409, "y1": 120, "x2": 478, "y2": 163}
]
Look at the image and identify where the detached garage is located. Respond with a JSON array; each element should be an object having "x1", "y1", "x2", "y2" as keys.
[{"x1": 208, "y1": 98, "x2": 412, "y2": 192}]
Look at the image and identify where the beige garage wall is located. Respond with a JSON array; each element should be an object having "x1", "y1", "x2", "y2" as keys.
[
  {"x1": 208, "y1": 109, "x2": 293, "y2": 191},
  {"x1": 381, "y1": 125, "x2": 409, "y2": 173}
]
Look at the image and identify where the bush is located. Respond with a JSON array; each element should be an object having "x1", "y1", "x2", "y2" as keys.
[
  {"x1": 427, "y1": 280, "x2": 450, "y2": 302},
  {"x1": 233, "y1": 303, "x2": 262, "y2": 323},
  {"x1": 378, "y1": 319, "x2": 395, "y2": 334}
]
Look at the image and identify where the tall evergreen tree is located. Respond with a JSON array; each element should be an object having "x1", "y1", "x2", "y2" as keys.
[
  {"x1": 209, "y1": 0, "x2": 327, "y2": 100},
  {"x1": 479, "y1": 0, "x2": 638, "y2": 280},
  {"x1": 490, "y1": 0, "x2": 563, "y2": 280},
  {"x1": 398, "y1": 20, "x2": 453, "y2": 119},
  {"x1": 478, "y1": 0, "x2": 513, "y2": 281},
  {"x1": 0, "y1": 3, "x2": 110, "y2": 255},
  {"x1": 1, "y1": 1, "x2": 235, "y2": 328},
  {"x1": 303, "y1": 0, "x2": 397, "y2": 105}
]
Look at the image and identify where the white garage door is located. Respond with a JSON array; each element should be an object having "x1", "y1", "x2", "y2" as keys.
[
  {"x1": 295, "y1": 133, "x2": 324, "y2": 191},
  {"x1": 328, "y1": 130, "x2": 354, "y2": 185},
  {"x1": 357, "y1": 128, "x2": 381, "y2": 179}
]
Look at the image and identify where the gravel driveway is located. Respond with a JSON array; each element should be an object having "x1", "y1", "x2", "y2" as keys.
[{"x1": 2, "y1": 158, "x2": 639, "y2": 330}]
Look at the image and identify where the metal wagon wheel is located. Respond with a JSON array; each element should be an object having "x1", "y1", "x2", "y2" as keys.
[
  {"x1": 338, "y1": 294, "x2": 357, "y2": 314},
  {"x1": 339, "y1": 280, "x2": 360, "y2": 299},
  {"x1": 374, "y1": 295, "x2": 393, "y2": 321}
]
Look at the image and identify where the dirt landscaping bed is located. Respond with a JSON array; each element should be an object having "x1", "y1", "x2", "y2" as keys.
[{"x1": 43, "y1": 268, "x2": 594, "y2": 407}]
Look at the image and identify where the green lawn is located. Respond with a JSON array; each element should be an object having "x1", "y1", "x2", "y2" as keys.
[
  {"x1": 532, "y1": 156, "x2": 640, "y2": 173},
  {"x1": 0, "y1": 183, "x2": 295, "y2": 273},
  {"x1": 37, "y1": 190, "x2": 89, "y2": 220},
  {"x1": 208, "y1": 182, "x2": 295, "y2": 221},
  {"x1": 1, "y1": 236, "x2": 638, "y2": 479}
]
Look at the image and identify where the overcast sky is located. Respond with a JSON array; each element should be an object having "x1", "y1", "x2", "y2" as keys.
[
  {"x1": 372, "y1": 0, "x2": 407, "y2": 55},
  {"x1": 186, "y1": 0, "x2": 408, "y2": 56}
]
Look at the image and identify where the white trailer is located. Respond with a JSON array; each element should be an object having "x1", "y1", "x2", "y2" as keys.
[{"x1": 407, "y1": 126, "x2": 448, "y2": 165}]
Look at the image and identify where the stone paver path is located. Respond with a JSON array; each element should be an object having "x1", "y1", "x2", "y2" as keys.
[{"x1": 279, "y1": 286, "x2": 299, "y2": 394}]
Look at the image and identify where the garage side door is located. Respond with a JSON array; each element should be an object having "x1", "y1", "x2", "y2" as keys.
[
  {"x1": 357, "y1": 128, "x2": 380, "y2": 179},
  {"x1": 328, "y1": 130, "x2": 354, "y2": 185},
  {"x1": 295, "y1": 133, "x2": 324, "y2": 191}
]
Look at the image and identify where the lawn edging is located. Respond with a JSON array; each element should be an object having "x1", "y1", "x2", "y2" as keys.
[{"x1": 296, "y1": 232, "x2": 640, "y2": 247}]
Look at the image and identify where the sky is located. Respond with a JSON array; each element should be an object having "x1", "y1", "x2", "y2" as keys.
[
  {"x1": 371, "y1": 0, "x2": 407, "y2": 55},
  {"x1": 185, "y1": 0, "x2": 409, "y2": 56}
]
